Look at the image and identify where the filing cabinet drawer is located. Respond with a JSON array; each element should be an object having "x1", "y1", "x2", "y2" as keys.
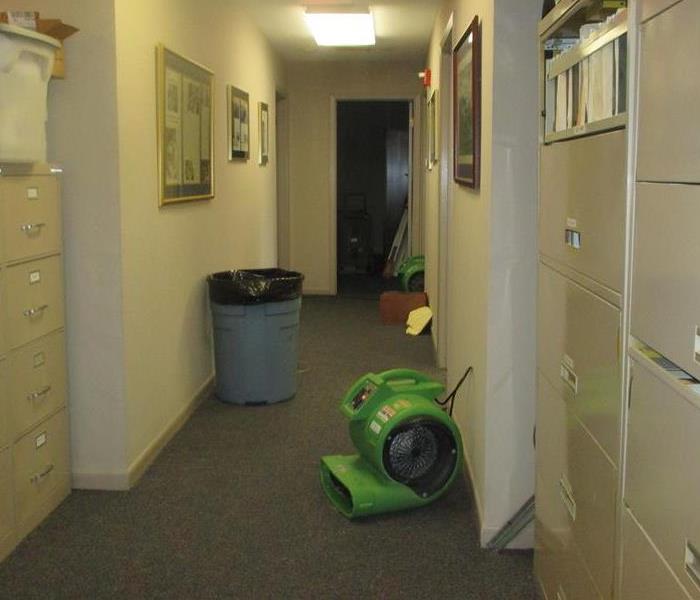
[
  {"x1": 13, "y1": 409, "x2": 70, "y2": 541},
  {"x1": 621, "y1": 508, "x2": 691, "y2": 600},
  {"x1": 535, "y1": 373, "x2": 569, "y2": 545},
  {"x1": 0, "y1": 358, "x2": 8, "y2": 450},
  {"x1": 3, "y1": 255, "x2": 64, "y2": 350},
  {"x1": 626, "y1": 357, "x2": 700, "y2": 597},
  {"x1": 535, "y1": 373, "x2": 616, "y2": 599},
  {"x1": 8, "y1": 330, "x2": 67, "y2": 440},
  {"x1": 638, "y1": 0, "x2": 700, "y2": 183},
  {"x1": 632, "y1": 184, "x2": 700, "y2": 380},
  {"x1": 0, "y1": 448, "x2": 15, "y2": 562},
  {"x1": 640, "y1": 0, "x2": 684, "y2": 22},
  {"x1": 540, "y1": 130, "x2": 626, "y2": 292},
  {"x1": 566, "y1": 405, "x2": 617, "y2": 599},
  {"x1": 538, "y1": 263, "x2": 621, "y2": 465},
  {"x1": 0, "y1": 270, "x2": 5, "y2": 357},
  {"x1": 0, "y1": 175, "x2": 61, "y2": 264},
  {"x1": 536, "y1": 524, "x2": 601, "y2": 600}
]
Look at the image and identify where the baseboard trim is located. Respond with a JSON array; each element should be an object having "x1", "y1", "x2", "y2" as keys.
[
  {"x1": 71, "y1": 376, "x2": 214, "y2": 491},
  {"x1": 302, "y1": 288, "x2": 333, "y2": 296},
  {"x1": 127, "y1": 376, "x2": 214, "y2": 488},
  {"x1": 461, "y1": 445, "x2": 488, "y2": 545}
]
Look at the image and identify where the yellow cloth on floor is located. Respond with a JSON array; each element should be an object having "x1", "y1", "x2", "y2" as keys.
[{"x1": 406, "y1": 306, "x2": 432, "y2": 336}]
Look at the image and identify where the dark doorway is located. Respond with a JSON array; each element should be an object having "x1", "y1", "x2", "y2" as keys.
[{"x1": 336, "y1": 100, "x2": 411, "y2": 298}]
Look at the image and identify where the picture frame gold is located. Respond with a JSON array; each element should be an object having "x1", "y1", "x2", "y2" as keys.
[
  {"x1": 227, "y1": 85, "x2": 250, "y2": 161},
  {"x1": 258, "y1": 101, "x2": 269, "y2": 166},
  {"x1": 156, "y1": 44, "x2": 214, "y2": 206}
]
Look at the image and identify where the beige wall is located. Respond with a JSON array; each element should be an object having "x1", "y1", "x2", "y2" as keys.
[
  {"x1": 15, "y1": 0, "x2": 285, "y2": 486},
  {"x1": 484, "y1": 0, "x2": 539, "y2": 546},
  {"x1": 423, "y1": 0, "x2": 539, "y2": 546},
  {"x1": 113, "y1": 0, "x2": 286, "y2": 469},
  {"x1": 286, "y1": 61, "x2": 422, "y2": 294}
]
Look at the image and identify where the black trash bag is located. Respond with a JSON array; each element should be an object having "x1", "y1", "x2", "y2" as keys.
[{"x1": 207, "y1": 269, "x2": 304, "y2": 305}]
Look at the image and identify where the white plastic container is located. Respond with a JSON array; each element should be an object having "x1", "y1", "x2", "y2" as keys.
[{"x1": 0, "y1": 24, "x2": 59, "y2": 163}]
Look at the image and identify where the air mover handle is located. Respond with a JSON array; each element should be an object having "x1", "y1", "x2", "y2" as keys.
[{"x1": 379, "y1": 368, "x2": 444, "y2": 398}]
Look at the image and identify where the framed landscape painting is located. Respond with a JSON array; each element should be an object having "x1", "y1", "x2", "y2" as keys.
[
  {"x1": 453, "y1": 16, "x2": 481, "y2": 188},
  {"x1": 156, "y1": 45, "x2": 214, "y2": 206}
]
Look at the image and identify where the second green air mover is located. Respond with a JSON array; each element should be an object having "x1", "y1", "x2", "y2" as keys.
[
  {"x1": 320, "y1": 369, "x2": 462, "y2": 519},
  {"x1": 397, "y1": 255, "x2": 425, "y2": 292}
]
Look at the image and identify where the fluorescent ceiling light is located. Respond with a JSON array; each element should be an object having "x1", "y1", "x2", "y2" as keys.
[{"x1": 304, "y1": 7, "x2": 375, "y2": 47}]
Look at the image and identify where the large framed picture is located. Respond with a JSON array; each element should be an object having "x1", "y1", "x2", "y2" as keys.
[
  {"x1": 426, "y1": 89, "x2": 438, "y2": 171},
  {"x1": 156, "y1": 45, "x2": 214, "y2": 206},
  {"x1": 453, "y1": 16, "x2": 481, "y2": 188},
  {"x1": 228, "y1": 86, "x2": 250, "y2": 160}
]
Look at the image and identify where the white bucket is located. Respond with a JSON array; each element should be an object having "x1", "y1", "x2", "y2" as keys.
[{"x1": 0, "y1": 24, "x2": 59, "y2": 163}]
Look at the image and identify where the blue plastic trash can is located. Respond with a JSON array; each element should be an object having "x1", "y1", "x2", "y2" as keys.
[{"x1": 207, "y1": 269, "x2": 304, "y2": 405}]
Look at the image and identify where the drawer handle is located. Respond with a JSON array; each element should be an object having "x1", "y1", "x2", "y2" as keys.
[
  {"x1": 20, "y1": 222, "x2": 46, "y2": 233},
  {"x1": 560, "y1": 362, "x2": 578, "y2": 394},
  {"x1": 27, "y1": 385, "x2": 52, "y2": 402},
  {"x1": 30, "y1": 464, "x2": 54, "y2": 484},
  {"x1": 23, "y1": 304, "x2": 49, "y2": 318},
  {"x1": 685, "y1": 540, "x2": 700, "y2": 589},
  {"x1": 558, "y1": 475, "x2": 576, "y2": 521}
]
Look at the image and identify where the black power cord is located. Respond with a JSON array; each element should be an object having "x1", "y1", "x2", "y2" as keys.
[{"x1": 435, "y1": 366, "x2": 474, "y2": 417}]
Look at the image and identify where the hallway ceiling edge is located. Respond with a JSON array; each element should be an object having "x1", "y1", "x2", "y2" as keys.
[{"x1": 234, "y1": 0, "x2": 442, "y2": 63}]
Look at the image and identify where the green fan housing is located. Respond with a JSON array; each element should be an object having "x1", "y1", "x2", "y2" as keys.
[
  {"x1": 320, "y1": 369, "x2": 463, "y2": 519},
  {"x1": 397, "y1": 255, "x2": 425, "y2": 292}
]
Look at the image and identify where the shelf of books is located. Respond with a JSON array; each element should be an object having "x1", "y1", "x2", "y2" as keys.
[{"x1": 541, "y1": 0, "x2": 628, "y2": 143}]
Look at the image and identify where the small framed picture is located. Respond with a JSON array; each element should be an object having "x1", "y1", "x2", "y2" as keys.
[
  {"x1": 156, "y1": 45, "x2": 214, "y2": 206},
  {"x1": 227, "y1": 85, "x2": 250, "y2": 160},
  {"x1": 426, "y1": 89, "x2": 438, "y2": 171},
  {"x1": 453, "y1": 15, "x2": 481, "y2": 188},
  {"x1": 258, "y1": 101, "x2": 269, "y2": 165}
]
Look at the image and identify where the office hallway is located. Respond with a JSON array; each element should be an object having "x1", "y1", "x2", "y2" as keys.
[{"x1": 0, "y1": 297, "x2": 534, "y2": 600}]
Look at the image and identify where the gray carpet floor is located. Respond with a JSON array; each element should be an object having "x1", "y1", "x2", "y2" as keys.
[{"x1": 0, "y1": 296, "x2": 535, "y2": 599}]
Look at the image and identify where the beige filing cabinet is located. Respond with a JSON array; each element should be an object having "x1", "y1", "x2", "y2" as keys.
[
  {"x1": 620, "y1": 1, "x2": 700, "y2": 598},
  {"x1": 535, "y1": 1, "x2": 629, "y2": 598},
  {"x1": 0, "y1": 163, "x2": 70, "y2": 563}
]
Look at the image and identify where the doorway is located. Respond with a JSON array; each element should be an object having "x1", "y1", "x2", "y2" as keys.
[
  {"x1": 335, "y1": 100, "x2": 411, "y2": 298},
  {"x1": 436, "y1": 21, "x2": 453, "y2": 368},
  {"x1": 276, "y1": 91, "x2": 290, "y2": 269}
]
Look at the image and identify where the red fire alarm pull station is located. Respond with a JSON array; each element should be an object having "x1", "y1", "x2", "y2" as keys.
[{"x1": 418, "y1": 68, "x2": 431, "y2": 87}]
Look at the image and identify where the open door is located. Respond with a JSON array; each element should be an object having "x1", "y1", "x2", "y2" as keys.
[{"x1": 335, "y1": 100, "x2": 412, "y2": 298}]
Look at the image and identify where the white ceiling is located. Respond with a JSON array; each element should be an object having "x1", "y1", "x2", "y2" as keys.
[{"x1": 236, "y1": 0, "x2": 443, "y2": 63}]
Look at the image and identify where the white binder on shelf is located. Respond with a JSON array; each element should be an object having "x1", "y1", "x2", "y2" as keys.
[{"x1": 555, "y1": 71, "x2": 568, "y2": 131}]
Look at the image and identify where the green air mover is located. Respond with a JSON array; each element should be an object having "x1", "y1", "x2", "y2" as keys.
[
  {"x1": 397, "y1": 255, "x2": 425, "y2": 292},
  {"x1": 320, "y1": 369, "x2": 463, "y2": 519}
]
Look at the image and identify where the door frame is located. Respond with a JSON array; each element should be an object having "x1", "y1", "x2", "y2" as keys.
[
  {"x1": 276, "y1": 90, "x2": 290, "y2": 268},
  {"x1": 329, "y1": 95, "x2": 422, "y2": 295},
  {"x1": 436, "y1": 14, "x2": 454, "y2": 368}
]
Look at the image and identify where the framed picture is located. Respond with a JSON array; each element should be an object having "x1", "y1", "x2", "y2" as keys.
[
  {"x1": 258, "y1": 101, "x2": 269, "y2": 165},
  {"x1": 156, "y1": 45, "x2": 214, "y2": 206},
  {"x1": 453, "y1": 16, "x2": 481, "y2": 188},
  {"x1": 228, "y1": 86, "x2": 250, "y2": 160},
  {"x1": 426, "y1": 89, "x2": 438, "y2": 171}
]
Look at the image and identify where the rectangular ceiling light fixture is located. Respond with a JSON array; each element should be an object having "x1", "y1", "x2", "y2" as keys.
[{"x1": 304, "y1": 6, "x2": 375, "y2": 47}]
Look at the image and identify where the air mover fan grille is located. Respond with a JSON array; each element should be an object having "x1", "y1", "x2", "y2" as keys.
[
  {"x1": 387, "y1": 425, "x2": 439, "y2": 481},
  {"x1": 382, "y1": 419, "x2": 458, "y2": 497}
]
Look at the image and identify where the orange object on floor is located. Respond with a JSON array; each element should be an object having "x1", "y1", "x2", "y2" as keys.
[{"x1": 379, "y1": 291, "x2": 428, "y2": 324}]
